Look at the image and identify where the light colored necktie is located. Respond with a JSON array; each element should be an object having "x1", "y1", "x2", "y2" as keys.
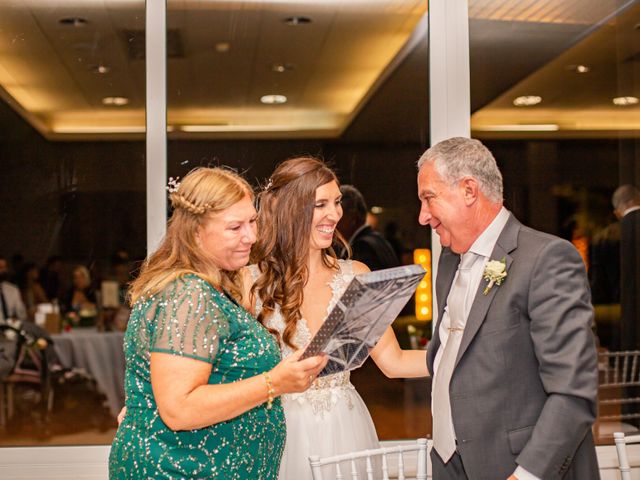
[{"x1": 433, "y1": 252, "x2": 476, "y2": 462}]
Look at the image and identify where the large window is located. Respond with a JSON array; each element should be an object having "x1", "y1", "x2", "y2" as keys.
[
  {"x1": 0, "y1": 1, "x2": 145, "y2": 446},
  {"x1": 165, "y1": 1, "x2": 430, "y2": 441},
  {"x1": 469, "y1": 0, "x2": 640, "y2": 444}
]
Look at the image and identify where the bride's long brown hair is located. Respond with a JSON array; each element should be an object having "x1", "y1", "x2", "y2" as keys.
[{"x1": 251, "y1": 157, "x2": 349, "y2": 349}]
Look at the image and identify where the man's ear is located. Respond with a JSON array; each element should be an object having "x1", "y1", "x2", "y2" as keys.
[{"x1": 461, "y1": 176, "x2": 479, "y2": 206}]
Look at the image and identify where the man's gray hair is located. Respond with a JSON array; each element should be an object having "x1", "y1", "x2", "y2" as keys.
[
  {"x1": 417, "y1": 137, "x2": 503, "y2": 203},
  {"x1": 612, "y1": 184, "x2": 640, "y2": 211}
]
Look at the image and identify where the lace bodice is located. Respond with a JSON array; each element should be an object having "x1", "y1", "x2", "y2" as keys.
[{"x1": 249, "y1": 260, "x2": 358, "y2": 414}]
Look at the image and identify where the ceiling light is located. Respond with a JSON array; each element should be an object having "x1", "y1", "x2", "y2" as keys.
[
  {"x1": 215, "y1": 42, "x2": 230, "y2": 53},
  {"x1": 613, "y1": 96, "x2": 639, "y2": 106},
  {"x1": 370, "y1": 206, "x2": 383, "y2": 214},
  {"x1": 475, "y1": 124, "x2": 559, "y2": 132},
  {"x1": 102, "y1": 96, "x2": 129, "y2": 106},
  {"x1": 567, "y1": 64, "x2": 590, "y2": 74},
  {"x1": 513, "y1": 95, "x2": 542, "y2": 107},
  {"x1": 284, "y1": 16, "x2": 312, "y2": 25},
  {"x1": 54, "y1": 126, "x2": 145, "y2": 134},
  {"x1": 260, "y1": 94, "x2": 287, "y2": 105},
  {"x1": 59, "y1": 17, "x2": 88, "y2": 27},
  {"x1": 90, "y1": 64, "x2": 111, "y2": 74},
  {"x1": 181, "y1": 125, "x2": 300, "y2": 133},
  {"x1": 271, "y1": 62, "x2": 295, "y2": 73}
]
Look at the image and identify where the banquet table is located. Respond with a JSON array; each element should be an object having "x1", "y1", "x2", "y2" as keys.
[{"x1": 51, "y1": 329, "x2": 125, "y2": 418}]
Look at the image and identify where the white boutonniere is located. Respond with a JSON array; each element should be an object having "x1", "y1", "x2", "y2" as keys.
[{"x1": 482, "y1": 258, "x2": 507, "y2": 295}]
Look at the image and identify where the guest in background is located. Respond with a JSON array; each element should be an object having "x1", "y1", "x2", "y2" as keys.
[
  {"x1": 0, "y1": 255, "x2": 27, "y2": 322},
  {"x1": 64, "y1": 265, "x2": 97, "y2": 314},
  {"x1": 9, "y1": 253, "x2": 24, "y2": 284},
  {"x1": 613, "y1": 184, "x2": 640, "y2": 351},
  {"x1": 384, "y1": 221, "x2": 408, "y2": 264},
  {"x1": 337, "y1": 185, "x2": 400, "y2": 271},
  {"x1": 40, "y1": 255, "x2": 65, "y2": 302},
  {"x1": 18, "y1": 262, "x2": 49, "y2": 321}
]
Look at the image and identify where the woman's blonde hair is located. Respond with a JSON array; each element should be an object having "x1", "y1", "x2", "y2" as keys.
[
  {"x1": 251, "y1": 157, "x2": 349, "y2": 348},
  {"x1": 129, "y1": 167, "x2": 254, "y2": 305}
]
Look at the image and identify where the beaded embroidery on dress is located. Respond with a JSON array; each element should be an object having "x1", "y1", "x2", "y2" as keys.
[{"x1": 248, "y1": 259, "x2": 380, "y2": 479}]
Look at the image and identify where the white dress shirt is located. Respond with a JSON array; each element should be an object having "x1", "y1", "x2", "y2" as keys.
[{"x1": 0, "y1": 281, "x2": 27, "y2": 322}]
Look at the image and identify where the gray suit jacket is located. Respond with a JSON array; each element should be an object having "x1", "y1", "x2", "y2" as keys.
[{"x1": 427, "y1": 214, "x2": 599, "y2": 480}]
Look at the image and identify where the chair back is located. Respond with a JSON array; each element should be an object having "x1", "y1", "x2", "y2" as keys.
[
  {"x1": 596, "y1": 350, "x2": 640, "y2": 439},
  {"x1": 308, "y1": 438, "x2": 428, "y2": 480},
  {"x1": 614, "y1": 431, "x2": 640, "y2": 480}
]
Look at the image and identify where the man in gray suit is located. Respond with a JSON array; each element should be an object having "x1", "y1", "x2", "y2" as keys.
[{"x1": 418, "y1": 138, "x2": 599, "y2": 479}]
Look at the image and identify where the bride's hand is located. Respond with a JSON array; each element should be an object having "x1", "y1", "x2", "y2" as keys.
[{"x1": 269, "y1": 349, "x2": 328, "y2": 394}]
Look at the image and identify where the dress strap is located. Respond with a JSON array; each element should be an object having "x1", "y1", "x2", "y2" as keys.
[
  {"x1": 247, "y1": 264, "x2": 260, "y2": 282},
  {"x1": 338, "y1": 258, "x2": 354, "y2": 277},
  {"x1": 246, "y1": 265, "x2": 263, "y2": 315}
]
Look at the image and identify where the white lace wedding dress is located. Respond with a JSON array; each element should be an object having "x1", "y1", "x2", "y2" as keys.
[{"x1": 249, "y1": 260, "x2": 380, "y2": 479}]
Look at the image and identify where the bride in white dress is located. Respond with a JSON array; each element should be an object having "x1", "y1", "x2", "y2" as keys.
[{"x1": 247, "y1": 157, "x2": 428, "y2": 479}]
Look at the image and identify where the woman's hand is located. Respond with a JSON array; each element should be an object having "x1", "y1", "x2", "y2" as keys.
[
  {"x1": 270, "y1": 349, "x2": 328, "y2": 394},
  {"x1": 117, "y1": 406, "x2": 127, "y2": 425}
]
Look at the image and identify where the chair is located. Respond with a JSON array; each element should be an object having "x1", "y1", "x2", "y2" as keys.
[
  {"x1": 0, "y1": 323, "x2": 53, "y2": 428},
  {"x1": 614, "y1": 431, "x2": 640, "y2": 480},
  {"x1": 308, "y1": 438, "x2": 428, "y2": 480},
  {"x1": 596, "y1": 350, "x2": 640, "y2": 439}
]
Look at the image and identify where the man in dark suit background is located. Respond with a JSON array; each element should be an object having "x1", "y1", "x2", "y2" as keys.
[
  {"x1": 418, "y1": 138, "x2": 598, "y2": 479},
  {"x1": 613, "y1": 184, "x2": 640, "y2": 351},
  {"x1": 337, "y1": 185, "x2": 400, "y2": 271}
]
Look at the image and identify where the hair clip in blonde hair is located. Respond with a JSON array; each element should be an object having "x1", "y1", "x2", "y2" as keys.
[
  {"x1": 166, "y1": 176, "x2": 181, "y2": 193},
  {"x1": 263, "y1": 178, "x2": 274, "y2": 192}
]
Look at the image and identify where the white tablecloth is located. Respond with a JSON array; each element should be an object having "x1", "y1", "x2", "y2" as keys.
[{"x1": 51, "y1": 330, "x2": 125, "y2": 418}]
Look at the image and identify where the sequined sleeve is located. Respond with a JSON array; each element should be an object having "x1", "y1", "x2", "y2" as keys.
[{"x1": 150, "y1": 276, "x2": 228, "y2": 363}]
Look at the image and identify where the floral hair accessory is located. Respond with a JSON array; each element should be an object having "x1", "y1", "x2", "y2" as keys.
[
  {"x1": 263, "y1": 178, "x2": 274, "y2": 192},
  {"x1": 482, "y1": 258, "x2": 507, "y2": 295},
  {"x1": 166, "y1": 176, "x2": 181, "y2": 193}
]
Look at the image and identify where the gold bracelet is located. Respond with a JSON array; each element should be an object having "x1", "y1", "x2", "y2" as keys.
[{"x1": 263, "y1": 372, "x2": 275, "y2": 409}]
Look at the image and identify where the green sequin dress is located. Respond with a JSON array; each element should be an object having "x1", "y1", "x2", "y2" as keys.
[{"x1": 109, "y1": 274, "x2": 285, "y2": 479}]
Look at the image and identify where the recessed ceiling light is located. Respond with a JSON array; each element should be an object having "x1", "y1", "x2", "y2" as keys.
[
  {"x1": 284, "y1": 16, "x2": 312, "y2": 26},
  {"x1": 90, "y1": 64, "x2": 111, "y2": 74},
  {"x1": 567, "y1": 64, "x2": 590, "y2": 73},
  {"x1": 260, "y1": 94, "x2": 287, "y2": 105},
  {"x1": 271, "y1": 62, "x2": 295, "y2": 73},
  {"x1": 215, "y1": 42, "x2": 230, "y2": 53},
  {"x1": 59, "y1": 17, "x2": 88, "y2": 27},
  {"x1": 102, "y1": 96, "x2": 129, "y2": 106},
  {"x1": 613, "y1": 96, "x2": 639, "y2": 106},
  {"x1": 513, "y1": 95, "x2": 542, "y2": 107}
]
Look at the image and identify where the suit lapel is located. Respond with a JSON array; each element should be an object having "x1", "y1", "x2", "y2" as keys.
[
  {"x1": 427, "y1": 248, "x2": 459, "y2": 373},
  {"x1": 454, "y1": 214, "x2": 521, "y2": 368}
]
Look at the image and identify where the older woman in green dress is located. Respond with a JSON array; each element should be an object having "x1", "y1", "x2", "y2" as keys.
[{"x1": 109, "y1": 167, "x2": 327, "y2": 479}]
